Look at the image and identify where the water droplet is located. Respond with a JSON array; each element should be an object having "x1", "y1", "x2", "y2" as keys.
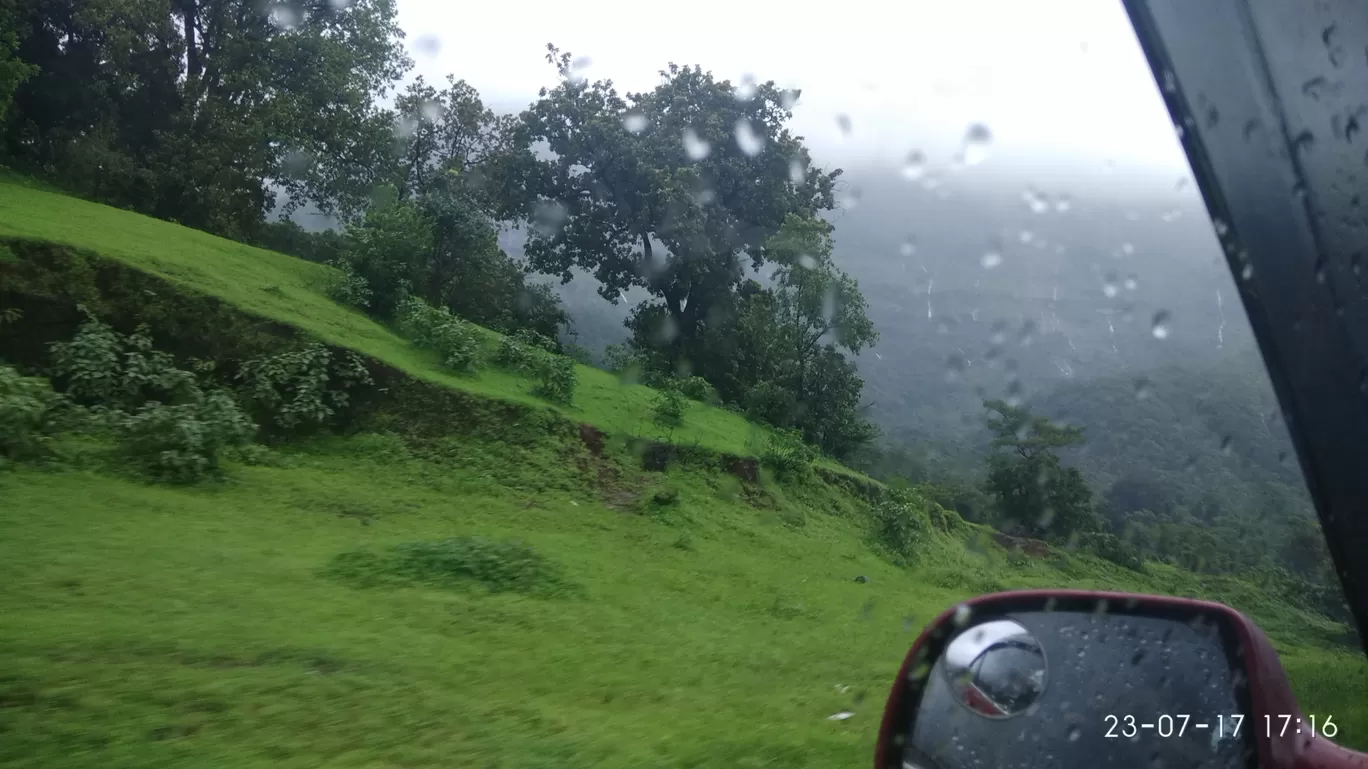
[
  {"x1": 1150, "y1": 752, "x2": 1165, "y2": 769},
  {"x1": 788, "y1": 159, "x2": 807, "y2": 185},
  {"x1": 269, "y1": 3, "x2": 299, "y2": 29},
  {"x1": 734, "y1": 120, "x2": 765, "y2": 156},
  {"x1": 419, "y1": 100, "x2": 443, "y2": 123},
  {"x1": 901, "y1": 150, "x2": 927, "y2": 181},
  {"x1": 780, "y1": 89, "x2": 800, "y2": 110},
  {"x1": 733, "y1": 74, "x2": 757, "y2": 102},
  {"x1": 952, "y1": 604, "x2": 972, "y2": 626},
  {"x1": 961, "y1": 123, "x2": 993, "y2": 165},
  {"x1": 682, "y1": 129, "x2": 711, "y2": 161},
  {"x1": 623, "y1": 113, "x2": 649, "y2": 134},
  {"x1": 1103, "y1": 278, "x2": 1119, "y2": 298},
  {"x1": 1151, "y1": 311, "x2": 1171, "y2": 339},
  {"x1": 413, "y1": 34, "x2": 441, "y2": 58},
  {"x1": 797, "y1": 253, "x2": 817, "y2": 270},
  {"x1": 1293, "y1": 130, "x2": 1316, "y2": 154},
  {"x1": 835, "y1": 114, "x2": 852, "y2": 136},
  {"x1": 1134, "y1": 377, "x2": 1152, "y2": 401},
  {"x1": 327, "y1": 0, "x2": 353, "y2": 8},
  {"x1": 827, "y1": 710, "x2": 855, "y2": 721},
  {"x1": 1121, "y1": 242, "x2": 1135, "y2": 255},
  {"x1": 980, "y1": 250, "x2": 1003, "y2": 270},
  {"x1": 1213, "y1": 218, "x2": 1230, "y2": 237},
  {"x1": 1018, "y1": 230, "x2": 1035, "y2": 244},
  {"x1": 1054, "y1": 195, "x2": 1073, "y2": 213},
  {"x1": 1220, "y1": 435, "x2": 1233, "y2": 454},
  {"x1": 1124, "y1": 275, "x2": 1138, "y2": 291},
  {"x1": 1162, "y1": 70, "x2": 1177, "y2": 92},
  {"x1": 899, "y1": 237, "x2": 917, "y2": 257}
]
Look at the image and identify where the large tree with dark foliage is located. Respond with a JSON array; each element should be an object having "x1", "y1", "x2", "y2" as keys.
[
  {"x1": 1, "y1": 0, "x2": 409, "y2": 237},
  {"x1": 518, "y1": 44, "x2": 840, "y2": 370},
  {"x1": 983, "y1": 399, "x2": 1101, "y2": 540}
]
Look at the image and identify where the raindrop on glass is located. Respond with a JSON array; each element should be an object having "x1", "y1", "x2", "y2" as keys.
[
  {"x1": 961, "y1": 123, "x2": 993, "y2": 165},
  {"x1": 1121, "y1": 242, "x2": 1135, "y2": 255},
  {"x1": 1151, "y1": 311, "x2": 1172, "y2": 339},
  {"x1": 269, "y1": 3, "x2": 299, "y2": 29},
  {"x1": 1134, "y1": 377, "x2": 1152, "y2": 400},
  {"x1": 1019, "y1": 230, "x2": 1035, "y2": 244},
  {"x1": 1103, "y1": 279, "x2": 1119, "y2": 299},
  {"x1": 734, "y1": 73, "x2": 757, "y2": 102},
  {"x1": 1220, "y1": 435, "x2": 1233, "y2": 454},
  {"x1": 1124, "y1": 275, "x2": 1139, "y2": 291},
  {"x1": 899, "y1": 237, "x2": 917, "y2": 257},
  {"x1": 734, "y1": 120, "x2": 765, "y2": 156},
  {"x1": 981, "y1": 250, "x2": 1003, "y2": 270},
  {"x1": 953, "y1": 604, "x2": 972, "y2": 626},
  {"x1": 413, "y1": 34, "x2": 441, "y2": 58},
  {"x1": 798, "y1": 253, "x2": 818, "y2": 270},
  {"x1": 780, "y1": 89, "x2": 800, "y2": 110},
  {"x1": 1067, "y1": 726, "x2": 1083, "y2": 743},
  {"x1": 419, "y1": 100, "x2": 443, "y2": 123},
  {"x1": 788, "y1": 158, "x2": 806, "y2": 185},
  {"x1": 1054, "y1": 195, "x2": 1073, "y2": 213},
  {"x1": 682, "y1": 129, "x2": 711, "y2": 161},
  {"x1": 835, "y1": 114, "x2": 853, "y2": 136},
  {"x1": 901, "y1": 150, "x2": 927, "y2": 181},
  {"x1": 623, "y1": 112, "x2": 649, "y2": 134}
]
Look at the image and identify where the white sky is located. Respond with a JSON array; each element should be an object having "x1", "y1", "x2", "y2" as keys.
[{"x1": 394, "y1": 0, "x2": 1192, "y2": 182}]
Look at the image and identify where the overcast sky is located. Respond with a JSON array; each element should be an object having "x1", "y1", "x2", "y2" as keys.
[{"x1": 393, "y1": 0, "x2": 1195, "y2": 187}]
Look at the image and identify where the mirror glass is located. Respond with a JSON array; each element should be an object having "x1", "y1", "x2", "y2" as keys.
[
  {"x1": 902, "y1": 610, "x2": 1252, "y2": 769},
  {"x1": 941, "y1": 619, "x2": 1047, "y2": 718}
]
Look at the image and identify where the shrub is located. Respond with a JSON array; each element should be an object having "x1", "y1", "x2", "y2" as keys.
[
  {"x1": 397, "y1": 297, "x2": 484, "y2": 374},
  {"x1": 324, "y1": 259, "x2": 373, "y2": 308},
  {"x1": 675, "y1": 375, "x2": 717, "y2": 403},
  {"x1": 755, "y1": 427, "x2": 815, "y2": 480},
  {"x1": 869, "y1": 491, "x2": 933, "y2": 566},
  {"x1": 511, "y1": 328, "x2": 558, "y2": 353},
  {"x1": 50, "y1": 310, "x2": 197, "y2": 411},
  {"x1": 326, "y1": 536, "x2": 574, "y2": 597},
  {"x1": 652, "y1": 386, "x2": 687, "y2": 428},
  {"x1": 235, "y1": 344, "x2": 372, "y2": 433},
  {"x1": 0, "y1": 365, "x2": 68, "y2": 462},
  {"x1": 562, "y1": 343, "x2": 595, "y2": 366},
  {"x1": 531, "y1": 353, "x2": 576, "y2": 405},
  {"x1": 112, "y1": 390, "x2": 257, "y2": 482},
  {"x1": 1077, "y1": 531, "x2": 1146, "y2": 573},
  {"x1": 494, "y1": 336, "x2": 542, "y2": 376}
]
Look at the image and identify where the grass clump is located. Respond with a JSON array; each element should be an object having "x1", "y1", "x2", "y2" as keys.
[
  {"x1": 651, "y1": 386, "x2": 688, "y2": 429},
  {"x1": 530, "y1": 353, "x2": 576, "y2": 405},
  {"x1": 867, "y1": 490, "x2": 933, "y2": 566},
  {"x1": 754, "y1": 427, "x2": 815, "y2": 480},
  {"x1": 326, "y1": 536, "x2": 577, "y2": 597}
]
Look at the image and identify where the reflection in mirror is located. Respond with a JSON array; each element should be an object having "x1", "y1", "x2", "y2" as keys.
[
  {"x1": 941, "y1": 620, "x2": 1046, "y2": 718},
  {"x1": 903, "y1": 610, "x2": 1252, "y2": 769}
]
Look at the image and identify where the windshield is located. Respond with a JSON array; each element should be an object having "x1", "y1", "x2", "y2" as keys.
[{"x1": 0, "y1": 0, "x2": 1365, "y2": 766}]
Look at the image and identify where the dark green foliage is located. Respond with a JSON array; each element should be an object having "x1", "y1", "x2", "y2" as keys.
[
  {"x1": 111, "y1": 391, "x2": 256, "y2": 482},
  {"x1": 494, "y1": 335, "x2": 543, "y2": 376},
  {"x1": 982, "y1": 399, "x2": 1102, "y2": 541},
  {"x1": 326, "y1": 537, "x2": 575, "y2": 597},
  {"x1": 1076, "y1": 531, "x2": 1146, "y2": 572},
  {"x1": 675, "y1": 376, "x2": 717, "y2": 404},
  {"x1": 869, "y1": 491, "x2": 932, "y2": 566},
  {"x1": 753, "y1": 427, "x2": 815, "y2": 480},
  {"x1": 341, "y1": 197, "x2": 432, "y2": 318},
  {"x1": 530, "y1": 353, "x2": 576, "y2": 405},
  {"x1": 0, "y1": 364, "x2": 67, "y2": 462},
  {"x1": 324, "y1": 259, "x2": 374, "y2": 309},
  {"x1": 2, "y1": 0, "x2": 409, "y2": 236},
  {"x1": 46, "y1": 311, "x2": 257, "y2": 480},
  {"x1": 254, "y1": 221, "x2": 345, "y2": 265},
  {"x1": 235, "y1": 344, "x2": 373, "y2": 434},
  {"x1": 396, "y1": 297, "x2": 483, "y2": 374},
  {"x1": 652, "y1": 387, "x2": 687, "y2": 429},
  {"x1": 49, "y1": 309, "x2": 198, "y2": 412}
]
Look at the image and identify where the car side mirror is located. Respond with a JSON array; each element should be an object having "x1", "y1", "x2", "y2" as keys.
[{"x1": 875, "y1": 589, "x2": 1368, "y2": 769}]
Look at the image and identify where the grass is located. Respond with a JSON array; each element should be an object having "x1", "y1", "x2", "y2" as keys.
[
  {"x1": 2, "y1": 177, "x2": 1366, "y2": 767},
  {"x1": 0, "y1": 176, "x2": 774, "y2": 458},
  {"x1": 2, "y1": 432, "x2": 1365, "y2": 768}
]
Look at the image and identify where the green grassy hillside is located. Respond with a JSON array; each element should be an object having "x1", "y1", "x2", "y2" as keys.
[
  {"x1": 0, "y1": 176, "x2": 774, "y2": 459},
  {"x1": 2, "y1": 179, "x2": 1366, "y2": 767}
]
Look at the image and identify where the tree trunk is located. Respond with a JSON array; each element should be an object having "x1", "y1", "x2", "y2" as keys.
[{"x1": 182, "y1": 0, "x2": 200, "y2": 80}]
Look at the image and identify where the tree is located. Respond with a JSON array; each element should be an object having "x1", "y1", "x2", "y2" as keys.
[
  {"x1": 341, "y1": 191, "x2": 433, "y2": 318},
  {"x1": 2, "y1": 0, "x2": 409, "y2": 236},
  {"x1": 0, "y1": 0, "x2": 36, "y2": 124},
  {"x1": 982, "y1": 399, "x2": 1101, "y2": 540},
  {"x1": 518, "y1": 44, "x2": 840, "y2": 370}
]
